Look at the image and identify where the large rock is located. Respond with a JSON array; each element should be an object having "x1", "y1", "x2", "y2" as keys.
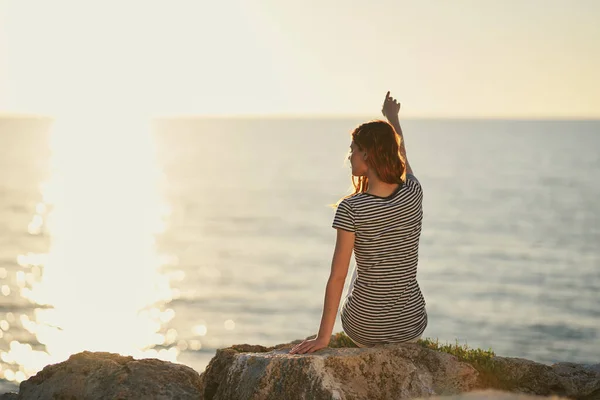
[
  {"x1": 485, "y1": 357, "x2": 600, "y2": 399},
  {"x1": 16, "y1": 351, "x2": 203, "y2": 399},
  {"x1": 199, "y1": 342, "x2": 480, "y2": 399},
  {"x1": 198, "y1": 341, "x2": 600, "y2": 400}
]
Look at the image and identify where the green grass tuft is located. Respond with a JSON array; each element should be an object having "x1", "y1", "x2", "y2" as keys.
[
  {"x1": 328, "y1": 332, "x2": 359, "y2": 348},
  {"x1": 326, "y1": 332, "x2": 497, "y2": 375},
  {"x1": 325, "y1": 332, "x2": 501, "y2": 388},
  {"x1": 417, "y1": 337, "x2": 497, "y2": 374}
]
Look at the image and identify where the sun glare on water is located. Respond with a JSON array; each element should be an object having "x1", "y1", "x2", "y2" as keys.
[
  {"x1": 0, "y1": 2, "x2": 196, "y2": 382},
  {"x1": 1, "y1": 113, "x2": 178, "y2": 382}
]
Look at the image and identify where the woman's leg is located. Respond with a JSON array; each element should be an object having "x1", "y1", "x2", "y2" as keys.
[
  {"x1": 350, "y1": 338, "x2": 368, "y2": 348},
  {"x1": 406, "y1": 335, "x2": 422, "y2": 343},
  {"x1": 349, "y1": 336, "x2": 420, "y2": 348}
]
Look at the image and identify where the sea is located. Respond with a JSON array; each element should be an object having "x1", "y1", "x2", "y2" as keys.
[{"x1": 0, "y1": 116, "x2": 599, "y2": 392}]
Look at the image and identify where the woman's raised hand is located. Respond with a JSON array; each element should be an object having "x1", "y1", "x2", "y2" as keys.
[{"x1": 381, "y1": 91, "x2": 401, "y2": 121}]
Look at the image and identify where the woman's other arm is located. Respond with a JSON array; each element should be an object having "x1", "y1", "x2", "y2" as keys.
[
  {"x1": 289, "y1": 229, "x2": 354, "y2": 354},
  {"x1": 382, "y1": 91, "x2": 413, "y2": 176}
]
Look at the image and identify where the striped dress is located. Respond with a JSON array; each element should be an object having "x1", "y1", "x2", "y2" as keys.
[{"x1": 333, "y1": 174, "x2": 427, "y2": 346}]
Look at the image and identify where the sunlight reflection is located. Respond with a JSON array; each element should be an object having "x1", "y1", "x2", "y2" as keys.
[
  {"x1": 224, "y1": 320, "x2": 235, "y2": 331},
  {"x1": 192, "y1": 322, "x2": 208, "y2": 337},
  {"x1": 189, "y1": 340, "x2": 202, "y2": 351},
  {"x1": 1, "y1": 114, "x2": 175, "y2": 382}
]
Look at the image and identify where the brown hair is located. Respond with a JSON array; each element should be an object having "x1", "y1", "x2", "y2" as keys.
[{"x1": 347, "y1": 120, "x2": 406, "y2": 196}]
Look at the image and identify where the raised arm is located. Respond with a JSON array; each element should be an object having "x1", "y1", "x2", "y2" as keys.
[{"x1": 382, "y1": 91, "x2": 413, "y2": 176}]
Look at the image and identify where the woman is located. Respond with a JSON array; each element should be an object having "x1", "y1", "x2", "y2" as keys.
[{"x1": 290, "y1": 91, "x2": 427, "y2": 354}]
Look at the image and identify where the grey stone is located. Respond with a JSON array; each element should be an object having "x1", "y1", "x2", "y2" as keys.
[
  {"x1": 18, "y1": 351, "x2": 203, "y2": 400},
  {"x1": 488, "y1": 356, "x2": 600, "y2": 399},
  {"x1": 199, "y1": 342, "x2": 479, "y2": 399}
]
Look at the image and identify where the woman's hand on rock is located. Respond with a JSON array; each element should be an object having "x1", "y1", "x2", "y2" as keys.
[{"x1": 289, "y1": 336, "x2": 329, "y2": 355}]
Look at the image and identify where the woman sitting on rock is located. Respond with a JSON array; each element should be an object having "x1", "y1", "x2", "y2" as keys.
[{"x1": 291, "y1": 91, "x2": 427, "y2": 353}]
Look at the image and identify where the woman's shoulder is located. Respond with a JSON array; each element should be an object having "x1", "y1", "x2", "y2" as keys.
[
  {"x1": 342, "y1": 192, "x2": 370, "y2": 205},
  {"x1": 405, "y1": 173, "x2": 420, "y2": 184},
  {"x1": 404, "y1": 174, "x2": 423, "y2": 193},
  {"x1": 336, "y1": 194, "x2": 361, "y2": 210}
]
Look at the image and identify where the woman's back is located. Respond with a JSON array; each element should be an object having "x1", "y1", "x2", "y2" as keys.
[
  {"x1": 289, "y1": 93, "x2": 426, "y2": 356},
  {"x1": 333, "y1": 174, "x2": 427, "y2": 346}
]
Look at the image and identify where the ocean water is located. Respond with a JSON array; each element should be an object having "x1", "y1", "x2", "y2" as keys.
[{"x1": 0, "y1": 117, "x2": 599, "y2": 390}]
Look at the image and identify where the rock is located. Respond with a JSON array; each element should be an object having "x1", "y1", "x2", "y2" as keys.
[
  {"x1": 198, "y1": 339, "x2": 600, "y2": 400},
  {"x1": 17, "y1": 351, "x2": 203, "y2": 399},
  {"x1": 5, "y1": 339, "x2": 599, "y2": 400},
  {"x1": 423, "y1": 390, "x2": 568, "y2": 399},
  {"x1": 199, "y1": 342, "x2": 480, "y2": 399},
  {"x1": 488, "y1": 357, "x2": 600, "y2": 399},
  {"x1": 584, "y1": 364, "x2": 600, "y2": 374}
]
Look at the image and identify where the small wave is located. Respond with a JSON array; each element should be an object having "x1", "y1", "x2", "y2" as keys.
[{"x1": 529, "y1": 322, "x2": 597, "y2": 341}]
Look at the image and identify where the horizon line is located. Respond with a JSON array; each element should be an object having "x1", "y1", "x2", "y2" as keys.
[{"x1": 0, "y1": 111, "x2": 599, "y2": 121}]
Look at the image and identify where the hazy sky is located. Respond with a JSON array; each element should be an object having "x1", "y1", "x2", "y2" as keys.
[{"x1": 1, "y1": 0, "x2": 598, "y2": 118}]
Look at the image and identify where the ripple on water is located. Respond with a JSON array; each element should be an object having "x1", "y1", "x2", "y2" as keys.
[{"x1": 528, "y1": 322, "x2": 597, "y2": 341}]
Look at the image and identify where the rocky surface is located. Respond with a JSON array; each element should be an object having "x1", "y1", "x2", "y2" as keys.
[
  {"x1": 198, "y1": 341, "x2": 600, "y2": 400},
  {"x1": 199, "y1": 342, "x2": 479, "y2": 399},
  {"x1": 422, "y1": 390, "x2": 567, "y2": 399},
  {"x1": 8, "y1": 351, "x2": 203, "y2": 399},
  {"x1": 1, "y1": 338, "x2": 598, "y2": 399},
  {"x1": 484, "y1": 357, "x2": 600, "y2": 399}
]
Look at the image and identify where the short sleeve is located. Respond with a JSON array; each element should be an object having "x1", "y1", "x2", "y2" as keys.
[
  {"x1": 406, "y1": 173, "x2": 423, "y2": 198},
  {"x1": 406, "y1": 173, "x2": 419, "y2": 183},
  {"x1": 332, "y1": 199, "x2": 355, "y2": 232}
]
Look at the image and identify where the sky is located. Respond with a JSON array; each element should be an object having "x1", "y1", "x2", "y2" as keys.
[{"x1": 0, "y1": 0, "x2": 599, "y2": 118}]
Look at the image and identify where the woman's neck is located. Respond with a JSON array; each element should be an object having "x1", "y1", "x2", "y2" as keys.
[{"x1": 365, "y1": 172, "x2": 400, "y2": 198}]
